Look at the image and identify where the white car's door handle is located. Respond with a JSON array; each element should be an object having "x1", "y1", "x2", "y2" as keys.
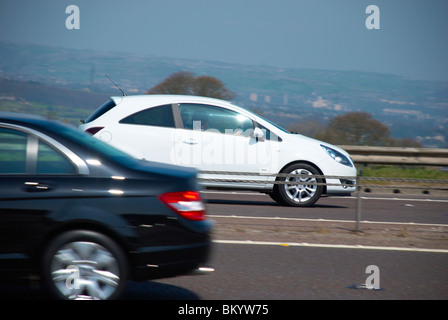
[{"x1": 183, "y1": 139, "x2": 199, "y2": 145}]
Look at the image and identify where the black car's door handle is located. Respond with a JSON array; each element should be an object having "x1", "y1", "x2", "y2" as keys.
[{"x1": 24, "y1": 182, "x2": 52, "y2": 192}]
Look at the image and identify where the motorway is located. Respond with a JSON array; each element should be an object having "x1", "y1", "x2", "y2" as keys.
[
  {"x1": 2, "y1": 191, "x2": 447, "y2": 300},
  {"x1": 203, "y1": 190, "x2": 448, "y2": 225},
  {"x1": 150, "y1": 191, "x2": 448, "y2": 300}
]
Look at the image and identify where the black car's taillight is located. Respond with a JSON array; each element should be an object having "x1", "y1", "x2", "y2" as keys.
[
  {"x1": 85, "y1": 127, "x2": 104, "y2": 135},
  {"x1": 158, "y1": 191, "x2": 206, "y2": 221}
]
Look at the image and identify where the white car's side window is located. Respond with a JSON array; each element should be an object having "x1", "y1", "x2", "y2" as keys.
[
  {"x1": 119, "y1": 104, "x2": 175, "y2": 128},
  {"x1": 179, "y1": 104, "x2": 254, "y2": 136}
]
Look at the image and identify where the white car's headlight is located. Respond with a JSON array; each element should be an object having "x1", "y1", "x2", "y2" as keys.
[{"x1": 321, "y1": 145, "x2": 353, "y2": 167}]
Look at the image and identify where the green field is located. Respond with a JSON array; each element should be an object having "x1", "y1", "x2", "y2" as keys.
[
  {"x1": 361, "y1": 164, "x2": 448, "y2": 180},
  {"x1": 358, "y1": 164, "x2": 448, "y2": 192}
]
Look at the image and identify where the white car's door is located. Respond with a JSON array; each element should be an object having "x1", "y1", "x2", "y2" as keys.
[
  {"x1": 111, "y1": 104, "x2": 177, "y2": 163},
  {"x1": 172, "y1": 103, "x2": 276, "y2": 188}
]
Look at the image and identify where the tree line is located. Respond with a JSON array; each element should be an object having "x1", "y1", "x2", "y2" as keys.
[
  {"x1": 146, "y1": 71, "x2": 235, "y2": 100},
  {"x1": 288, "y1": 112, "x2": 422, "y2": 147}
]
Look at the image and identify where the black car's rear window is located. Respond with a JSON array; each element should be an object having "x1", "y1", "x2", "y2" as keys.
[{"x1": 84, "y1": 99, "x2": 116, "y2": 123}]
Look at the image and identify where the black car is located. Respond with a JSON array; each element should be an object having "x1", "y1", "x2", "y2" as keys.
[{"x1": 0, "y1": 112, "x2": 213, "y2": 300}]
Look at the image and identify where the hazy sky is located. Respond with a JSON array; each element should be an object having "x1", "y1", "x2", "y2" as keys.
[{"x1": 1, "y1": 0, "x2": 448, "y2": 81}]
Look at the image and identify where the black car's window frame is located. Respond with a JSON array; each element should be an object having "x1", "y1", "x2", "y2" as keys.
[{"x1": 0, "y1": 124, "x2": 89, "y2": 175}]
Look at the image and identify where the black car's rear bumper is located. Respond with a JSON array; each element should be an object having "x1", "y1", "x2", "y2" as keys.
[{"x1": 129, "y1": 240, "x2": 212, "y2": 281}]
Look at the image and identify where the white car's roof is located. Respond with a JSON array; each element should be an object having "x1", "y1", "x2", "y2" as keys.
[
  {"x1": 110, "y1": 94, "x2": 258, "y2": 119},
  {"x1": 112, "y1": 94, "x2": 234, "y2": 108}
]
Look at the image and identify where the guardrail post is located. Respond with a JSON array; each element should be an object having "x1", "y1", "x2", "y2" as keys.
[{"x1": 355, "y1": 169, "x2": 363, "y2": 232}]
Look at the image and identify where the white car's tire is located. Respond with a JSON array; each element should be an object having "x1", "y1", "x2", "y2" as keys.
[{"x1": 273, "y1": 163, "x2": 323, "y2": 207}]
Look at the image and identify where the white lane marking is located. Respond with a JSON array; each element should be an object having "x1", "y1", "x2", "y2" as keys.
[
  {"x1": 208, "y1": 214, "x2": 448, "y2": 228},
  {"x1": 202, "y1": 190, "x2": 448, "y2": 203},
  {"x1": 202, "y1": 191, "x2": 267, "y2": 196},
  {"x1": 351, "y1": 196, "x2": 448, "y2": 203},
  {"x1": 213, "y1": 239, "x2": 448, "y2": 253},
  {"x1": 205, "y1": 191, "x2": 448, "y2": 252}
]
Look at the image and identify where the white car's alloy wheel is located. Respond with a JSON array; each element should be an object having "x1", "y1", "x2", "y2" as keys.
[
  {"x1": 274, "y1": 163, "x2": 324, "y2": 207},
  {"x1": 284, "y1": 168, "x2": 318, "y2": 203}
]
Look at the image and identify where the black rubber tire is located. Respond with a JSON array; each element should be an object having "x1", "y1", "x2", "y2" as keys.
[
  {"x1": 273, "y1": 163, "x2": 324, "y2": 207},
  {"x1": 41, "y1": 230, "x2": 129, "y2": 300}
]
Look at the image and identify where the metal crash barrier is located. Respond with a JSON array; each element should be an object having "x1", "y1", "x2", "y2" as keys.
[{"x1": 198, "y1": 170, "x2": 448, "y2": 231}]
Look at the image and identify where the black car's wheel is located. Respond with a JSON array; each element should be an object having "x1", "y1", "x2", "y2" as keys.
[
  {"x1": 41, "y1": 230, "x2": 129, "y2": 300},
  {"x1": 273, "y1": 163, "x2": 324, "y2": 207}
]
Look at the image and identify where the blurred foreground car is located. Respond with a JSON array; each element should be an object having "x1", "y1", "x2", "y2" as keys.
[
  {"x1": 0, "y1": 112, "x2": 213, "y2": 300},
  {"x1": 80, "y1": 94, "x2": 356, "y2": 207}
]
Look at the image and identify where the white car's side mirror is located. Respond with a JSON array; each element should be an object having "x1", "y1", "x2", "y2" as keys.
[{"x1": 252, "y1": 127, "x2": 265, "y2": 141}]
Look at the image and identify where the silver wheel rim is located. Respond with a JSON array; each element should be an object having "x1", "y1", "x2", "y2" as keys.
[
  {"x1": 284, "y1": 169, "x2": 317, "y2": 203},
  {"x1": 50, "y1": 241, "x2": 120, "y2": 300}
]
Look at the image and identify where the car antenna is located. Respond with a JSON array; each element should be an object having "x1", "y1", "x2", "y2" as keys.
[{"x1": 105, "y1": 74, "x2": 126, "y2": 96}]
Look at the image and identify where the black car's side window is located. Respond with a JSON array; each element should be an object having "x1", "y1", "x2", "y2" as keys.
[
  {"x1": 119, "y1": 104, "x2": 175, "y2": 128},
  {"x1": 36, "y1": 141, "x2": 77, "y2": 174},
  {"x1": 0, "y1": 128, "x2": 27, "y2": 174},
  {"x1": 0, "y1": 127, "x2": 76, "y2": 174}
]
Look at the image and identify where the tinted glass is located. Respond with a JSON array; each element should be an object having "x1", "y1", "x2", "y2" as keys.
[
  {"x1": 120, "y1": 104, "x2": 175, "y2": 128},
  {"x1": 85, "y1": 99, "x2": 117, "y2": 123},
  {"x1": 179, "y1": 104, "x2": 254, "y2": 135},
  {"x1": 0, "y1": 128, "x2": 27, "y2": 173},
  {"x1": 0, "y1": 127, "x2": 77, "y2": 174},
  {"x1": 37, "y1": 141, "x2": 76, "y2": 174}
]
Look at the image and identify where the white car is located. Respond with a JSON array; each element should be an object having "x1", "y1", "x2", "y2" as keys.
[{"x1": 80, "y1": 95, "x2": 356, "y2": 207}]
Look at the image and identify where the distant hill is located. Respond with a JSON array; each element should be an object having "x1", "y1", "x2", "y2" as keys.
[
  {"x1": 0, "y1": 41, "x2": 447, "y2": 147},
  {"x1": 0, "y1": 78, "x2": 110, "y2": 125}
]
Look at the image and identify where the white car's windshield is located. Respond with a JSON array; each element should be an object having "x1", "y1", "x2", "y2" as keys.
[{"x1": 241, "y1": 107, "x2": 290, "y2": 134}]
